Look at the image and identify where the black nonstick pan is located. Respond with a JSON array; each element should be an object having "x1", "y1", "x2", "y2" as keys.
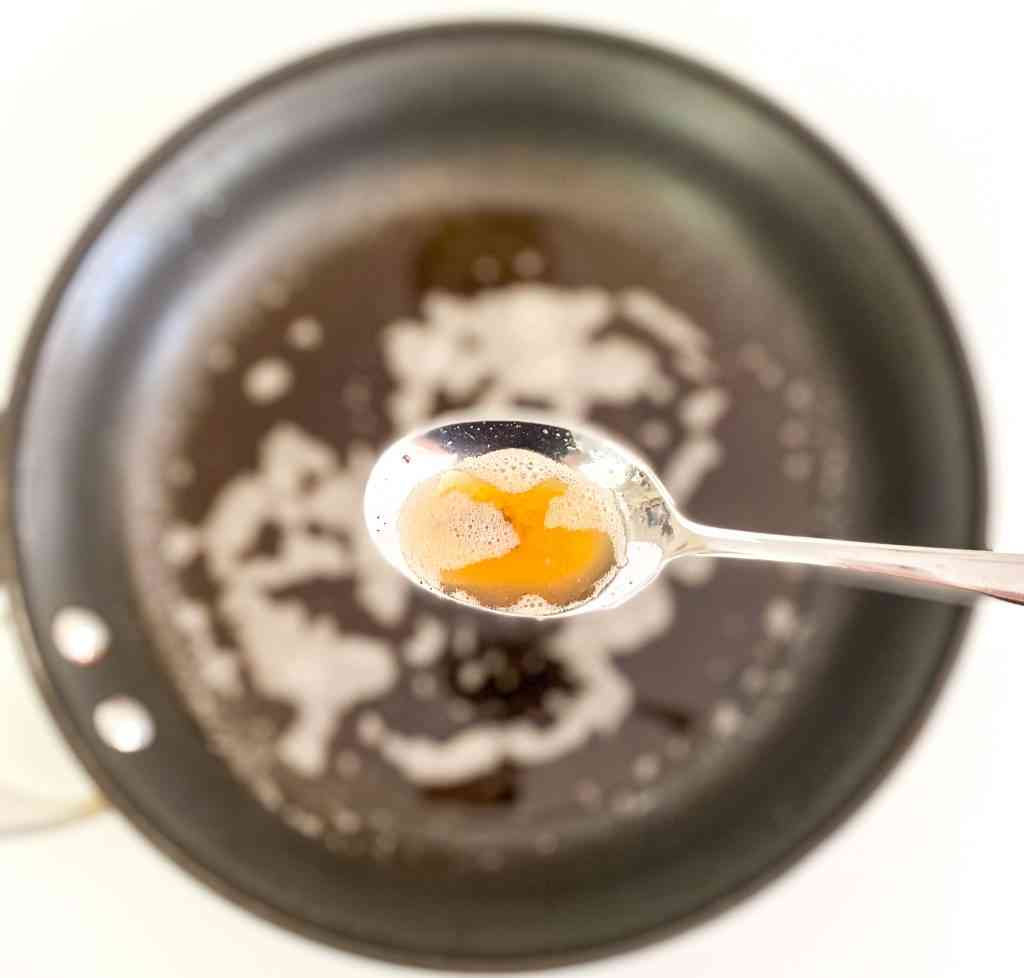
[{"x1": 1, "y1": 22, "x2": 985, "y2": 970}]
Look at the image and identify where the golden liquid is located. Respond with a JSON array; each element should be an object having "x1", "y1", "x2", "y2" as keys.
[{"x1": 436, "y1": 471, "x2": 616, "y2": 609}]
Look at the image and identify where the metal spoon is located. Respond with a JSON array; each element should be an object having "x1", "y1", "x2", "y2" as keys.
[{"x1": 365, "y1": 418, "x2": 1019, "y2": 618}]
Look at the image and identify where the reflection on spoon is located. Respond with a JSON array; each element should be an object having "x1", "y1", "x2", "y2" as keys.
[{"x1": 365, "y1": 418, "x2": 1024, "y2": 619}]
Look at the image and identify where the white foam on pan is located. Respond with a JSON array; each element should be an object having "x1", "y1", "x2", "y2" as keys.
[
  {"x1": 376, "y1": 643, "x2": 634, "y2": 785},
  {"x1": 161, "y1": 524, "x2": 201, "y2": 568},
  {"x1": 664, "y1": 385, "x2": 731, "y2": 507},
  {"x1": 287, "y1": 316, "x2": 324, "y2": 351},
  {"x1": 401, "y1": 615, "x2": 449, "y2": 668},
  {"x1": 221, "y1": 586, "x2": 395, "y2": 776},
  {"x1": 185, "y1": 424, "x2": 404, "y2": 776},
  {"x1": 786, "y1": 379, "x2": 815, "y2": 411},
  {"x1": 763, "y1": 597, "x2": 800, "y2": 641},
  {"x1": 679, "y1": 387, "x2": 730, "y2": 431},
  {"x1": 373, "y1": 580, "x2": 673, "y2": 787},
  {"x1": 618, "y1": 288, "x2": 715, "y2": 383},
  {"x1": 384, "y1": 285, "x2": 673, "y2": 431},
  {"x1": 711, "y1": 700, "x2": 743, "y2": 739},
  {"x1": 243, "y1": 358, "x2": 294, "y2": 404},
  {"x1": 663, "y1": 437, "x2": 723, "y2": 507},
  {"x1": 171, "y1": 600, "x2": 243, "y2": 699}
]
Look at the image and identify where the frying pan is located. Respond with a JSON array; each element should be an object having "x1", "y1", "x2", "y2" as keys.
[{"x1": 0, "y1": 21, "x2": 985, "y2": 970}]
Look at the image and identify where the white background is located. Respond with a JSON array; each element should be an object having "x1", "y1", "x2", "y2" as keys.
[{"x1": 2, "y1": 2, "x2": 1023, "y2": 976}]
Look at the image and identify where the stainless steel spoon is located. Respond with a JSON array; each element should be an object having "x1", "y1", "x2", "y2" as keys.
[{"x1": 364, "y1": 418, "x2": 1018, "y2": 618}]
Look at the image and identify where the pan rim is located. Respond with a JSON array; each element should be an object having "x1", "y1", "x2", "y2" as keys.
[{"x1": 1, "y1": 19, "x2": 988, "y2": 971}]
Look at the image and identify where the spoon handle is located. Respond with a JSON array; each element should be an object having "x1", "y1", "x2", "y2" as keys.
[{"x1": 686, "y1": 525, "x2": 1024, "y2": 605}]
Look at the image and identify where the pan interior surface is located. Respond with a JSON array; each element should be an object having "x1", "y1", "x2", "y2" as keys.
[{"x1": 8, "y1": 24, "x2": 982, "y2": 968}]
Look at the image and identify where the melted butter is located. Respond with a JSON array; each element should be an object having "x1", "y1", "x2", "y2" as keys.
[
  {"x1": 435, "y1": 471, "x2": 616, "y2": 609},
  {"x1": 397, "y1": 447, "x2": 626, "y2": 613}
]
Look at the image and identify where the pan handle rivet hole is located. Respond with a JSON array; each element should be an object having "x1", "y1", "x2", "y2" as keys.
[
  {"x1": 93, "y1": 696, "x2": 156, "y2": 753},
  {"x1": 52, "y1": 606, "x2": 111, "y2": 666}
]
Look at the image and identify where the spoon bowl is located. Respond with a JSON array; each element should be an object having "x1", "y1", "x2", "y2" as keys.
[
  {"x1": 364, "y1": 417, "x2": 698, "y2": 617},
  {"x1": 367, "y1": 417, "x2": 1024, "y2": 615}
]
